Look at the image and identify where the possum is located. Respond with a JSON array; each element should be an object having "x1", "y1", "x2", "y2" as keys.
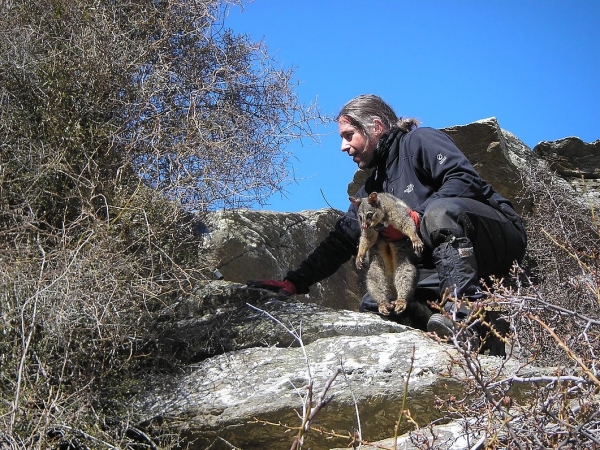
[{"x1": 349, "y1": 192, "x2": 424, "y2": 315}]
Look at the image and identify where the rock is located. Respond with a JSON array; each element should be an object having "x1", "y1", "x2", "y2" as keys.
[
  {"x1": 533, "y1": 137, "x2": 600, "y2": 208},
  {"x1": 347, "y1": 167, "x2": 373, "y2": 197},
  {"x1": 139, "y1": 285, "x2": 530, "y2": 449},
  {"x1": 199, "y1": 208, "x2": 362, "y2": 311},
  {"x1": 441, "y1": 117, "x2": 535, "y2": 215},
  {"x1": 154, "y1": 281, "x2": 408, "y2": 361},
  {"x1": 533, "y1": 137, "x2": 600, "y2": 179},
  {"x1": 332, "y1": 419, "x2": 482, "y2": 450}
]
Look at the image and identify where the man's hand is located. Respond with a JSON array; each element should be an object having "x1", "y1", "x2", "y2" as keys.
[
  {"x1": 380, "y1": 210, "x2": 421, "y2": 242},
  {"x1": 246, "y1": 279, "x2": 297, "y2": 296}
]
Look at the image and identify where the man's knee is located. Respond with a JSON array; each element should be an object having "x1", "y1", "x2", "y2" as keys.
[{"x1": 420, "y1": 198, "x2": 473, "y2": 247}]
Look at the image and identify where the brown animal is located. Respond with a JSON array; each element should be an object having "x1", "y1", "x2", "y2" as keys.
[{"x1": 349, "y1": 192, "x2": 424, "y2": 315}]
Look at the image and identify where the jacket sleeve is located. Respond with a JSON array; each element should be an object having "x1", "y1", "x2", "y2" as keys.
[
  {"x1": 284, "y1": 198, "x2": 363, "y2": 295},
  {"x1": 408, "y1": 128, "x2": 490, "y2": 215}
]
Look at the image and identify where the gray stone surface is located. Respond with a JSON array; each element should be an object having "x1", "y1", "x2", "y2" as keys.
[
  {"x1": 141, "y1": 283, "x2": 535, "y2": 450},
  {"x1": 200, "y1": 208, "x2": 362, "y2": 311},
  {"x1": 533, "y1": 137, "x2": 600, "y2": 208},
  {"x1": 154, "y1": 281, "x2": 409, "y2": 360},
  {"x1": 139, "y1": 301, "x2": 526, "y2": 448},
  {"x1": 140, "y1": 118, "x2": 599, "y2": 449},
  {"x1": 533, "y1": 137, "x2": 600, "y2": 179}
]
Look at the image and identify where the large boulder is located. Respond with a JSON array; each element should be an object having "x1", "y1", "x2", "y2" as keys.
[
  {"x1": 533, "y1": 137, "x2": 600, "y2": 179},
  {"x1": 199, "y1": 208, "x2": 362, "y2": 311},
  {"x1": 533, "y1": 137, "x2": 600, "y2": 208},
  {"x1": 153, "y1": 280, "x2": 406, "y2": 361},
  {"x1": 140, "y1": 282, "x2": 537, "y2": 450}
]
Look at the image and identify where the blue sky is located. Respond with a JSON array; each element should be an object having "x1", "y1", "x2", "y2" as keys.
[{"x1": 226, "y1": 0, "x2": 599, "y2": 213}]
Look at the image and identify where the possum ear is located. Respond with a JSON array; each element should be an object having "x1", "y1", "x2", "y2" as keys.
[
  {"x1": 349, "y1": 196, "x2": 362, "y2": 206},
  {"x1": 367, "y1": 192, "x2": 379, "y2": 205}
]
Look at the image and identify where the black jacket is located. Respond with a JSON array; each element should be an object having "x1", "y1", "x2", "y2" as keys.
[{"x1": 285, "y1": 126, "x2": 516, "y2": 294}]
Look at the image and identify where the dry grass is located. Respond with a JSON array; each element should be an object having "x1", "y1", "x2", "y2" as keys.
[{"x1": 0, "y1": 0, "x2": 322, "y2": 448}]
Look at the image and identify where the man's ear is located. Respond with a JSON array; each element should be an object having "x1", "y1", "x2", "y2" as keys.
[{"x1": 372, "y1": 119, "x2": 384, "y2": 138}]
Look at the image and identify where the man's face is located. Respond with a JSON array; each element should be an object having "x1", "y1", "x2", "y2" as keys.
[{"x1": 338, "y1": 117, "x2": 378, "y2": 169}]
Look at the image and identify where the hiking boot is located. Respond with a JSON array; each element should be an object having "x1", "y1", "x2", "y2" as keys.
[
  {"x1": 427, "y1": 312, "x2": 481, "y2": 350},
  {"x1": 426, "y1": 313, "x2": 454, "y2": 339}
]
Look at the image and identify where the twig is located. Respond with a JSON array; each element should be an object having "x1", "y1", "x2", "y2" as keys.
[
  {"x1": 393, "y1": 345, "x2": 416, "y2": 449},
  {"x1": 529, "y1": 314, "x2": 600, "y2": 387},
  {"x1": 246, "y1": 302, "x2": 311, "y2": 379},
  {"x1": 247, "y1": 303, "x2": 342, "y2": 450},
  {"x1": 451, "y1": 336, "x2": 524, "y2": 450},
  {"x1": 488, "y1": 375, "x2": 592, "y2": 389},
  {"x1": 52, "y1": 425, "x2": 119, "y2": 450},
  {"x1": 340, "y1": 359, "x2": 362, "y2": 448},
  {"x1": 319, "y1": 188, "x2": 344, "y2": 213},
  {"x1": 126, "y1": 427, "x2": 159, "y2": 450},
  {"x1": 290, "y1": 369, "x2": 342, "y2": 450}
]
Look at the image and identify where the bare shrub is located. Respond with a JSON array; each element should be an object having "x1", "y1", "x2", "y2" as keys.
[
  {"x1": 516, "y1": 161, "x2": 599, "y2": 366},
  {"x1": 0, "y1": 0, "x2": 323, "y2": 448},
  {"x1": 428, "y1": 268, "x2": 600, "y2": 449},
  {"x1": 426, "y1": 161, "x2": 600, "y2": 448}
]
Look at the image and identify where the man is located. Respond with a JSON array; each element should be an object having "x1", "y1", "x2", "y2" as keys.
[{"x1": 248, "y1": 94, "x2": 527, "y2": 338}]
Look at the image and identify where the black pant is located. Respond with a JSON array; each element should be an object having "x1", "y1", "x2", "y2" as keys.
[{"x1": 420, "y1": 197, "x2": 527, "y2": 281}]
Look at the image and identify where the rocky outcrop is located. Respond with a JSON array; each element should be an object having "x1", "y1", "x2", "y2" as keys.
[
  {"x1": 534, "y1": 137, "x2": 600, "y2": 179},
  {"x1": 140, "y1": 118, "x2": 598, "y2": 449},
  {"x1": 153, "y1": 280, "x2": 406, "y2": 362},
  {"x1": 142, "y1": 281, "x2": 539, "y2": 450},
  {"x1": 533, "y1": 137, "x2": 600, "y2": 207},
  {"x1": 199, "y1": 208, "x2": 361, "y2": 311}
]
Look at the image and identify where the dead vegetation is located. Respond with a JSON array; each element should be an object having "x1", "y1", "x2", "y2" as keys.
[
  {"x1": 0, "y1": 0, "x2": 322, "y2": 448},
  {"x1": 0, "y1": 1, "x2": 598, "y2": 449}
]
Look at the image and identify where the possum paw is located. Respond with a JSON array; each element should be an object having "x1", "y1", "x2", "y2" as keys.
[
  {"x1": 378, "y1": 302, "x2": 394, "y2": 315},
  {"x1": 392, "y1": 299, "x2": 407, "y2": 313},
  {"x1": 412, "y1": 238, "x2": 424, "y2": 256}
]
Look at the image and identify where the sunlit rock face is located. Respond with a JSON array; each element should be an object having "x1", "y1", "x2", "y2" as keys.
[
  {"x1": 140, "y1": 118, "x2": 597, "y2": 449},
  {"x1": 199, "y1": 118, "x2": 598, "y2": 312},
  {"x1": 140, "y1": 282, "x2": 532, "y2": 449}
]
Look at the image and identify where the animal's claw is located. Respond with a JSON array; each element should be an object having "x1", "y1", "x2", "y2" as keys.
[{"x1": 393, "y1": 299, "x2": 407, "y2": 313}]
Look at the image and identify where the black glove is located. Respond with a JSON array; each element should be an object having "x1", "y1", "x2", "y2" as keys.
[{"x1": 246, "y1": 279, "x2": 297, "y2": 296}]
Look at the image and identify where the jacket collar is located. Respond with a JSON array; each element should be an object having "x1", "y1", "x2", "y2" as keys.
[{"x1": 367, "y1": 127, "x2": 404, "y2": 170}]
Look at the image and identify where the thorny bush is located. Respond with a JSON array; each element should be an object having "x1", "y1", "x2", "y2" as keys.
[
  {"x1": 0, "y1": 0, "x2": 322, "y2": 448},
  {"x1": 423, "y1": 160, "x2": 599, "y2": 449}
]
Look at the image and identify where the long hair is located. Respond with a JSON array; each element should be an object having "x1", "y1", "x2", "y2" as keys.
[{"x1": 336, "y1": 94, "x2": 420, "y2": 148}]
